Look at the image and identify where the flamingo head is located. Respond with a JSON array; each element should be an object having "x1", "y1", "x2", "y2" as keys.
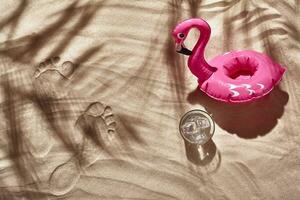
[{"x1": 172, "y1": 24, "x2": 192, "y2": 55}]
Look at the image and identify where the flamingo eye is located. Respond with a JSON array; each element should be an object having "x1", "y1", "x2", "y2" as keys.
[{"x1": 177, "y1": 33, "x2": 185, "y2": 39}]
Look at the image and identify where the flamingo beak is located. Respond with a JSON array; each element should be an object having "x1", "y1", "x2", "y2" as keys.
[{"x1": 175, "y1": 42, "x2": 192, "y2": 55}]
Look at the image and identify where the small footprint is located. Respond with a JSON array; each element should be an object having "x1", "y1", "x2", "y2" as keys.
[
  {"x1": 48, "y1": 102, "x2": 116, "y2": 196},
  {"x1": 33, "y1": 57, "x2": 75, "y2": 98},
  {"x1": 34, "y1": 57, "x2": 74, "y2": 79},
  {"x1": 76, "y1": 102, "x2": 116, "y2": 168}
]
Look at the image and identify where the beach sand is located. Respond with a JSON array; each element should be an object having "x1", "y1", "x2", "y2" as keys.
[{"x1": 0, "y1": 0, "x2": 299, "y2": 199}]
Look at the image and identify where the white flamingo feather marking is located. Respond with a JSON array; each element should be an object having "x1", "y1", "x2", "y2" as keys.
[
  {"x1": 228, "y1": 83, "x2": 265, "y2": 97},
  {"x1": 228, "y1": 84, "x2": 240, "y2": 97},
  {"x1": 241, "y1": 84, "x2": 255, "y2": 95},
  {"x1": 257, "y1": 83, "x2": 264, "y2": 89}
]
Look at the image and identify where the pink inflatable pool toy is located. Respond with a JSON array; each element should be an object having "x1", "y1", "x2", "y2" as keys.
[{"x1": 172, "y1": 18, "x2": 286, "y2": 103}]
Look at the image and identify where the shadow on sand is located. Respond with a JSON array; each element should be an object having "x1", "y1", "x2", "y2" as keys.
[
  {"x1": 187, "y1": 86, "x2": 289, "y2": 138},
  {"x1": 184, "y1": 139, "x2": 221, "y2": 172}
]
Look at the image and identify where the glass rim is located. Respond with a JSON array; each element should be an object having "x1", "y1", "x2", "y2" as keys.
[{"x1": 179, "y1": 109, "x2": 215, "y2": 144}]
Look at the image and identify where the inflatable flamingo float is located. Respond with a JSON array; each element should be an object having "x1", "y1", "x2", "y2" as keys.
[{"x1": 172, "y1": 18, "x2": 286, "y2": 103}]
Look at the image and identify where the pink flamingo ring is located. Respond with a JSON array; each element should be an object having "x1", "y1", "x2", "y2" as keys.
[{"x1": 172, "y1": 18, "x2": 286, "y2": 103}]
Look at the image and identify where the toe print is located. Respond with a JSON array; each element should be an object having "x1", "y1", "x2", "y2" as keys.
[
  {"x1": 34, "y1": 57, "x2": 61, "y2": 78},
  {"x1": 81, "y1": 102, "x2": 116, "y2": 137},
  {"x1": 101, "y1": 106, "x2": 116, "y2": 135},
  {"x1": 75, "y1": 102, "x2": 116, "y2": 168},
  {"x1": 33, "y1": 57, "x2": 75, "y2": 98}
]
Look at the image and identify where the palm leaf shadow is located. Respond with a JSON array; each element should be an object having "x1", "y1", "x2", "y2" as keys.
[
  {"x1": 48, "y1": 2, "x2": 103, "y2": 57},
  {"x1": 0, "y1": 0, "x2": 105, "y2": 64},
  {"x1": 164, "y1": 0, "x2": 186, "y2": 114},
  {"x1": 247, "y1": 1, "x2": 298, "y2": 59},
  {"x1": 1, "y1": 79, "x2": 48, "y2": 199},
  {"x1": 199, "y1": 0, "x2": 241, "y2": 15},
  {"x1": 200, "y1": 0, "x2": 240, "y2": 9},
  {"x1": 117, "y1": 113, "x2": 147, "y2": 147},
  {"x1": 220, "y1": 0, "x2": 292, "y2": 60},
  {"x1": 186, "y1": 0, "x2": 202, "y2": 17},
  {"x1": 0, "y1": 0, "x2": 28, "y2": 43}
]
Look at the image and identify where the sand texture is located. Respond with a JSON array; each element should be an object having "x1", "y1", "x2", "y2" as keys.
[{"x1": 0, "y1": 0, "x2": 299, "y2": 199}]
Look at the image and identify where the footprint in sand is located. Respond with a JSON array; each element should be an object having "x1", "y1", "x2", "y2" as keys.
[
  {"x1": 76, "y1": 102, "x2": 116, "y2": 168},
  {"x1": 48, "y1": 102, "x2": 116, "y2": 195},
  {"x1": 20, "y1": 103, "x2": 53, "y2": 158},
  {"x1": 33, "y1": 57, "x2": 75, "y2": 98}
]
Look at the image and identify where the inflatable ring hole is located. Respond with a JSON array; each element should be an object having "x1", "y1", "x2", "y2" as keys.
[{"x1": 224, "y1": 56, "x2": 258, "y2": 80}]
